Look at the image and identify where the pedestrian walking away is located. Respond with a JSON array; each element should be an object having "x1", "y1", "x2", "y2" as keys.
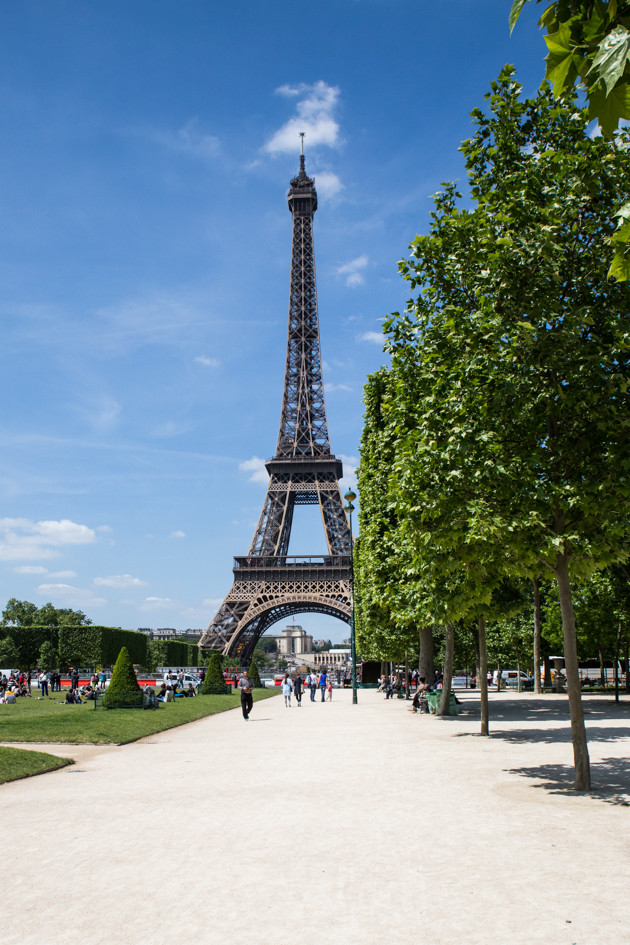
[
  {"x1": 294, "y1": 674, "x2": 303, "y2": 707},
  {"x1": 281, "y1": 672, "x2": 294, "y2": 707},
  {"x1": 238, "y1": 670, "x2": 254, "y2": 720},
  {"x1": 319, "y1": 670, "x2": 327, "y2": 702},
  {"x1": 326, "y1": 678, "x2": 333, "y2": 701},
  {"x1": 308, "y1": 671, "x2": 317, "y2": 701}
]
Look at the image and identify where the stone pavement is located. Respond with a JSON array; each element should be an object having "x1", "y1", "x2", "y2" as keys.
[{"x1": 2, "y1": 688, "x2": 629, "y2": 945}]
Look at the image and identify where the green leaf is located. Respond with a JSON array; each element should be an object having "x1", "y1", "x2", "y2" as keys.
[
  {"x1": 608, "y1": 245, "x2": 630, "y2": 281},
  {"x1": 509, "y1": 0, "x2": 529, "y2": 34},
  {"x1": 588, "y1": 79, "x2": 630, "y2": 135},
  {"x1": 588, "y1": 25, "x2": 630, "y2": 95},
  {"x1": 544, "y1": 24, "x2": 579, "y2": 95}
]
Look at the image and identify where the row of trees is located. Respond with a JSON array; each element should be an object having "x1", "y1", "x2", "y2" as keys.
[{"x1": 355, "y1": 70, "x2": 630, "y2": 791}]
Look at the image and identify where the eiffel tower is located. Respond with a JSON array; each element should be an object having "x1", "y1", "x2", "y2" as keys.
[{"x1": 199, "y1": 144, "x2": 352, "y2": 662}]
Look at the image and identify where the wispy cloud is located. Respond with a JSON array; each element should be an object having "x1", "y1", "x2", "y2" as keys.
[
  {"x1": 154, "y1": 119, "x2": 221, "y2": 159},
  {"x1": 339, "y1": 453, "x2": 359, "y2": 492},
  {"x1": 264, "y1": 82, "x2": 341, "y2": 154},
  {"x1": 360, "y1": 330, "x2": 384, "y2": 344},
  {"x1": 93, "y1": 574, "x2": 147, "y2": 588},
  {"x1": 337, "y1": 255, "x2": 369, "y2": 287},
  {"x1": 36, "y1": 583, "x2": 106, "y2": 608},
  {"x1": 325, "y1": 382, "x2": 352, "y2": 393},
  {"x1": 170, "y1": 530, "x2": 186, "y2": 539},
  {"x1": 139, "y1": 596, "x2": 174, "y2": 611},
  {"x1": 315, "y1": 172, "x2": 343, "y2": 199},
  {"x1": 0, "y1": 518, "x2": 97, "y2": 561},
  {"x1": 194, "y1": 355, "x2": 220, "y2": 367},
  {"x1": 239, "y1": 456, "x2": 268, "y2": 483}
]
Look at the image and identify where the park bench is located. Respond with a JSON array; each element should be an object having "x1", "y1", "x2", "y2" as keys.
[{"x1": 425, "y1": 690, "x2": 459, "y2": 716}]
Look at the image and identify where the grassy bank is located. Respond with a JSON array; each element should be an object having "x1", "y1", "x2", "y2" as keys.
[
  {"x1": 0, "y1": 688, "x2": 278, "y2": 745},
  {"x1": 0, "y1": 746, "x2": 72, "y2": 783}
]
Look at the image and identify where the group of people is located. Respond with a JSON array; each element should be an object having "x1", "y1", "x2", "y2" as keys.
[
  {"x1": 0, "y1": 671, "x2": 30, "y2": 702},
  {"x1": 280, "y1": 671, "x2": 332, "y2": 707},
  {"x1": 377, "y1": 671, "x2": 446, "y2": 704},
  {"x1": 155, "y1": 681, "x2": 197, "y2": 702}
]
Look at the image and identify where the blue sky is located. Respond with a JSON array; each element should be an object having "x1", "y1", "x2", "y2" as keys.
[{"x1": 0, "y1": 1, "x2": 545, "y2": 640}]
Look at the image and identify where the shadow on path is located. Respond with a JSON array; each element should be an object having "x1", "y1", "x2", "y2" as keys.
[{"x1": 506, "y1": 756, "x2": 630, "y2": 805}]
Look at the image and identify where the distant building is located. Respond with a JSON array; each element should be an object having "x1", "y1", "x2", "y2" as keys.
[
  {"x1": 273, "y1": 625, "x2": 313, "y2": 656},
  {"x1": 312, "y1": 648, "x2": 351, "y2": 668}
]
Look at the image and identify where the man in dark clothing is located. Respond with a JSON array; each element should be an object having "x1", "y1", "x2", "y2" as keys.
[{"x1": 238, "y1": 670, "x2": 254, "y2": 721}]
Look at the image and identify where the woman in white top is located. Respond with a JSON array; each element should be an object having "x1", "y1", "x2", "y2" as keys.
[{"x1": 281, "y1": 673, "x2": 294, "y2": 707}]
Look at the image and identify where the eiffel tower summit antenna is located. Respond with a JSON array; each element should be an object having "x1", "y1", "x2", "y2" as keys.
[{"x1": 199, "y1": 143, "x2": 352, "y2": 662}]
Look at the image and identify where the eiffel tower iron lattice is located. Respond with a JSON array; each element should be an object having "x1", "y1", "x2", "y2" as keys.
[{"x1": 199, "y1": 152, "x2": 352, "y2": 663}]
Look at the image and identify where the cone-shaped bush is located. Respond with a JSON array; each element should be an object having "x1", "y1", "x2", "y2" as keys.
[
  {"x1": 201, "y1": 651, "x2": 229, "y2": 694},
  {"x1": 248, "y1": 659, "x2": 262, "y2": 689},
  {"x1": 102, "y1": 646, "x2": 143, "y2": 708}
]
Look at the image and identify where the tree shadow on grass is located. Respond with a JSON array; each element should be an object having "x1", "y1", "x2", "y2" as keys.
[{"x1": 505, "y1": 757, "x2": 630, "y2": 805}]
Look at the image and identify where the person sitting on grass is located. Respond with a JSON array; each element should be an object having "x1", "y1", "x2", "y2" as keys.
[
  {"x1": 184, "y1": 683, "x2": 196, "y2": 698},
  {"x1": 64, "y1": 688, "x2": 82, "y2": 704}
]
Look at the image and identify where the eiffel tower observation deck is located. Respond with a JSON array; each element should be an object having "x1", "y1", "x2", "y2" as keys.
[{"x1": 199, "y1": 144, "x2": 352, "y2": 662}]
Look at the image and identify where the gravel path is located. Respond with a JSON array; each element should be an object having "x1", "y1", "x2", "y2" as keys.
[{"x1": 2, "y1": 688, "x2": 629, "y2": 945}]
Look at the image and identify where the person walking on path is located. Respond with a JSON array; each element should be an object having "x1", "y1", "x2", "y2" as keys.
[
  {"x1": 238, "y1": 670, "x2": 254, "y2": 721},
  {"x1": 326, "y1": 678, "x2": 333, "y2": 701},
  {"x1": 308, "y1": 671, "x2": 317, "y2": 701},
  {"x1": 281, "y1": 673, "x2": 294, "y2": 707},
  {"x1": 294, "y1": 674, "x2": 303, "y2": 707},
  {"x1": 319, "y1": 670, "x2": 327, "y2": 702}
]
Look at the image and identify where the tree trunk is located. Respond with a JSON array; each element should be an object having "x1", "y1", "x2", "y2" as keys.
[
  {"x1": 472, "y1": 624, "x2": 480, "y2": 688},
  {"x1": 543, "y1": 654, "x2": 551, "y2": 690},
  {"x1": 438, "y1": 622, "x2": 455, "y2": 716},
  {"x1": 625, "y1": 639, "x2": 630, "y2": 692},
  {"x1": 405, "y1": 651, "x2": 410, "y2": 700},
  {"x1": 532, "y1": 577, "x2": 542, "y2": 694},
  {"x1": 614, "y1": 624, "x2": 621, "y2": 704},
  {"x1": 554, "y1": 553, "x2": 591, "y2": 792},
  {"x1": 419, "y1": 626, "x2": 434, "y2": 686},
  {"x1": 478, "y1": 615, "x2": 489, "y2": 736}
]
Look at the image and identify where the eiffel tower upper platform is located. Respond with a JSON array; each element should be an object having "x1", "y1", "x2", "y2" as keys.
[{"x1": 199, "y1": 146, "x2": 352, "y2": 662}]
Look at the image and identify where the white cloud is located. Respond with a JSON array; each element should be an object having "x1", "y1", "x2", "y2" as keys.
[
  {"x1": 93, "y1": 574, "x2": 148, "y2": 588},
  {"x1": 264, "y1": 81, "x2": 341, "y2": 154},
  {"x1": 35, "y1": 583, "x2": 106, "y2": 608},
  {"x1": 339, "y1": 453, "x2": 359, "y2": 493},
  {"x1": 239, "y1": 456, "x2": 268, "y2": 483},
  {"x1": 194, "y1": 355, "x2": 220, "y2": 367},
  {"x1": 170, "y1": 530, "x2": 186, "y2": 539},
  {"x1": 96, "y1": 525, "x2": 113, "y2": 534},
  {"x1": 325, "y1": 382, "x2": 352, "y2": 393},
  {"x1": 49, "y1": 570, "x2": 77, "y2": 579},
  {"x1": 0, "y1": 518, "x2": 97, "y2": 561},
  {"x1": 315, "y1": 172, "x2": 343, "y2": 199},
  {"x1": 337, "y1": 255, "x2": 369, "y2": 287},
  {"x1": 12, "y1": 565, "x2": 48, "y2": 574},
  {"x1": 360, "y1": 330, "x2": 384, "y2": 344}
]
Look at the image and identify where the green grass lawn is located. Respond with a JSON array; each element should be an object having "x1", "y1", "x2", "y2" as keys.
[
  {"x1": 0, "y1": 688, "x2": 278, "y2": 746},
  {"x1": 0, "y1": 746, "x2": 72, "y2": 784}
]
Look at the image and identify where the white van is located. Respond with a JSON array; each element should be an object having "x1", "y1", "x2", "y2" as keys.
[{"x1": 492, "y1": 669, "x2": 532, "y2": 688}]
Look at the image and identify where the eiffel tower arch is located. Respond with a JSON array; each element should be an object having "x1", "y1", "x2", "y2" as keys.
[{"x1": 199, "y1": 148, "x2": 352, "y2": 663}]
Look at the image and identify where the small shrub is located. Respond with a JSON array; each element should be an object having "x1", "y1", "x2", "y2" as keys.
[
  {"x1": 103, "y1": 646, "x2": 143, "y2": 709},
  {"x1": 201, "y1": 652, "x2": 228, "y2": 695},
  {"x1": 248, "y1": 660, "x2": 262, "y2": 688}
]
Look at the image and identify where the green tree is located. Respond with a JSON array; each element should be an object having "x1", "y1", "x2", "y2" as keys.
[
  {"x1": 382, "y1": 70, "x2": 630, "y2": 788},
  {"x1": 510, "y1": 0, "x2": 630, "y2": 278},
  {"x1": 102, "y1": 646, "x2": 143, "y2": 708},
  {"x1": 0, "y1": 636, "x2": 19, "y2": 667}
]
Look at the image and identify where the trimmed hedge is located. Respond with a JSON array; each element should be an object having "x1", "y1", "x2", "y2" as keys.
[
  {"x1": 147, "y1": 639, "x2": 201, "y2": 671},
  {"x1": 58, "y1": 626, "x2": 148, "y2": 668},
  {"x1": 249, "y1": 660, "x2": 262, "y2": 688},
  {"x1": 201, "y1": 652, "x2": 228, "y2": 694},
  {"x1": 102, "y1": 647, "x2": 143, "y2": 709}
]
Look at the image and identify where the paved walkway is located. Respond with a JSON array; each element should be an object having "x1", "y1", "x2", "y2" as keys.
[{"x1": 2, "y1": 688, "x2": 629, "y2": 945}]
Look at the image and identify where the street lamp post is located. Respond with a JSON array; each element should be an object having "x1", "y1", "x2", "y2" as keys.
[{"x1": 344, "y1": 487, "x2": 358, "y2": 705}]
